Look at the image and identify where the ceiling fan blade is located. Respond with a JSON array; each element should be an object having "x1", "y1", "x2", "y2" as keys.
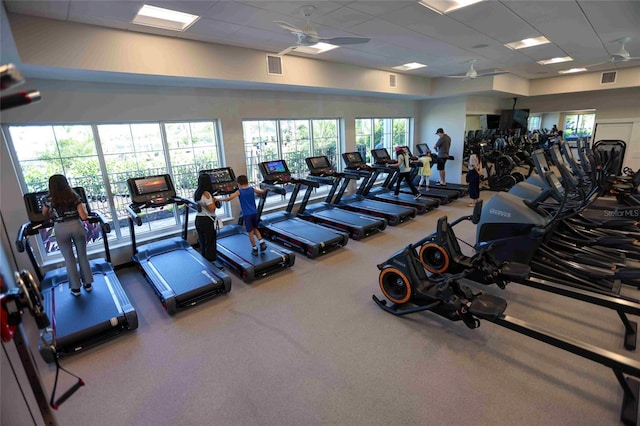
[
  {"x1": 477, "y1": 71, "x2": 508, "y2": 77},
  {"x1": 444, "y1": 75, "x2": 471, "y2": 79},
  {"x1": 274, "y1": 21, "x2": 303, "y2": 34},
  {"x1": 276, "y1": 45, "x2": 298, "y2": 57},
  {"x1": 319, "y1": 36, "x2": 370, "y2": 46},
  {"x1": 586, "y1": 58, "x2": 615, "y2": 67}
]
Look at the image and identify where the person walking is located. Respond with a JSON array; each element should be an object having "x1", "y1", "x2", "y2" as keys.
[
  {"x1": 434, "y1": 128, "x2": 451, "y2": 186},
  {"x1": 194, "y1": 173, "x2": 220, "y2": 263},
  {"x1": 417, "y1": 148, "x2": 432, "y2": 192},
  {"x1": 467, "y1": 148, "x2": 482, "y2": 207},
  {"x1": 389, "y1": 146, "x2": 421, "y2": 199},
  {"x1": 218, "y1": 175, "x2": 267, "y2": 255},
  {"x1": 42, "y1": 174, "x2": 93, "y2": 296}
]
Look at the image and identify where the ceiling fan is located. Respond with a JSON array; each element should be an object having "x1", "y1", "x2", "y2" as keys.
[
  {"x1": 444, "y1": 60, "x2": 507, "y2": 80},
  {"x1": 587, "y1": 37, "x2": 640, "y2": 67},
  {"x1": 274, "y1": 5, "x2": 370, "y2": 57}
]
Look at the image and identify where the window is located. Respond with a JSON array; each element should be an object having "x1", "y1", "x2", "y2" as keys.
[
  {"x1": 6, "y1": 120, "x2": 225, "y2": 259},
  {"x1": 563, "y1": 113, "x2": 595, "y2": 141},
  {"x1": 527, "y1": 115, "x2": 541, "y2": 131},
  {"x1": 355, "y1": 118, "x2": 410, "y2": 164},
  {"x1": 242, "y1": 119, "x2": 340, "y2": 208}
]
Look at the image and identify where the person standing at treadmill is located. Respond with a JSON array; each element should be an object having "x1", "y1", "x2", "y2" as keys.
[
  {"x1": 434, "y1": 128, "x2": 451, "y2": 186},
  {"x1": 194, "y1": 173, "x2": 220, "y2": 263},
  {"x1": 389, "y1": 146, "x2": 421, "y2": 199},
  {"x1": 218, "y1": 175, "x2": 268, "y2": 255},
  {"x1": 42, "y1": 174, "x2": 93, "y2": 297}
]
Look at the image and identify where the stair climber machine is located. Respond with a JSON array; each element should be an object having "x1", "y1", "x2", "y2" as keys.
[
  {"x1": 414, "y1": 143, "x2": 468, "y2": 196},
  {"x1": 199, "y1": 167, "x2": 295, "y2": 283},
  {"x1": 372, "y1": 205, "x2": 640, "y2": 426},
  {"x1": 366, "y1": 148, "x2": 440, "y2": 213},
  {"x1": 337, "y1": 151, "x2": 417, "y2": 225},
  {"x1": 415, "y1": 202, "x2": 640, "y2": 351},
  {"x1": 16, "y1": 188, "x2": 138, "y2": 363},
  {"x1": 301, "y1": 155, "x2": 388, "y2": 239},
  {"x1": 257, "y1": 159, "x2": 350, "y2": 258},
  {"x1": 126, "y1": 174, "x2": 231, "y2": 315}
]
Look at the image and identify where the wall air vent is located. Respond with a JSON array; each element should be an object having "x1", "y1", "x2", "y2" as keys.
[
  {"x1": 266, "y1": 55, "x2": 283, "y2": 76},
  {"x1": 601, "y1": 71, "x2": 616, "y2": 84},
  {"x1": 389, "y1": 74, "x2": 397, "y2": 88}
]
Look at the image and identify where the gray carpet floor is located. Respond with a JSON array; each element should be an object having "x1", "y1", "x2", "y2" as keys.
[{"x1": 14, "y1": 190, "x2": 640, "y2": 425}]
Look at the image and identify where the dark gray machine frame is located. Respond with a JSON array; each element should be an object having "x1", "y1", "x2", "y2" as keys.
[
  {"x1": 126, "y1": 174, "x2": 232, "y2": 314},
  {"x1": 199, "y1": 167, "x2": 295, "y2": 283},
  {"x1": 16, "y1": 187, "x2": 138, "y2": 363}
]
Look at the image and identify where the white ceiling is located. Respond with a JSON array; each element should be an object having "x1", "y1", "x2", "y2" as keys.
[{"x1": 3, "y1": 0, "x2": 640, "y2": 81}]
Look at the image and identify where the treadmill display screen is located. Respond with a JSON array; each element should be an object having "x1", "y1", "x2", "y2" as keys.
[
  {"x1": 259, "y1": 160, "x2": 291, "y2": 182},
  {"x1": 134, "y1": 177, "x2": 169, "y2": 195},
  {"x1": 371, "y1": 149, "x2": 390, "y2": 163},
  {"x1": 415, "y1": 143, "x2": 430, "y2": 156},
  {"x1": 343, "y1": 152, "x2": 364, "y2": 166},
  {"x1": 204, "y1": 168, "x2": 234, "y2": 184},
  {"x1": 264, "y1": 160, "x2": 288, "y2": 174},
  {"x1": 308, "y1": 156, "x2": 330, "y2": 169},
  {"x1": 127, "y1": 174, "x2": 176, "y2": 204}
]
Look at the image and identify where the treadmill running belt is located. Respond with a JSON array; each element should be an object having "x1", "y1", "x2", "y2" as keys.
[
  {"x1": 146, "y1": 249, "x2": 217, "y2": 295},
  {"x1": 47, "y1": 272, "x2": 123, "y2": 338}
]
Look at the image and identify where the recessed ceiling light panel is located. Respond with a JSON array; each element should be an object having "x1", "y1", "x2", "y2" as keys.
[
  {"x1": 558, "y1": 67, "x2": 587, "y2": 74},
  {"x1": 504, "y1": 36, "x2": 550, "y2": 50},
  {"x1": 537, "y1": 56, "x2": 573, "y2": 65},
  {"x1": 392, "y1": 62, "x2": 427, "y2": 71},
  {"x1": 295, "y1": 43, "x2": 339, "y2": 55},
  {"x1": 133, "y1": 5, "x2": 200, "y2": 32},
  {"x1": 418, "y1": 0, "x2": 484, "y2": 15}
]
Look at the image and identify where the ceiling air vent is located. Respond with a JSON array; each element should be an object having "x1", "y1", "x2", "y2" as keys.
[
  {"x1": 601, "y1": 71, "x2": 616, "y2": 84},
  {"x1": 266, "y1": 55, "x2": 283, "y2": 76},
  {"x1": 389, "y1": 73, "x2": 397, "y2": 88}
]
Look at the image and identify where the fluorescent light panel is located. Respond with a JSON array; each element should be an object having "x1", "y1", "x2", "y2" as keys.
[
  {"x1": 537, "y1": 56, "x2": 573, "y2": 65},
  {"x1": 133, "y1": 5, "x2": 200, "y2": 31},
  {"x1": 418, "y1": 0, "x2": 484, "y2": 14},
  {"x1": 504, "y1": 36, "x2": 550, "y2": 50},
  {"x1": 393, "y1": 62, "x2": 427, "y2": 71},
  {"x1": 558, "y1": 68, "x2": 587, "y2": 74},
  {"x1": 295, "y1": 43, "x2": 339, "y2": 55}
]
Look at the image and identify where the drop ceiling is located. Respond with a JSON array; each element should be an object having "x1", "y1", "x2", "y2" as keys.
[{"x1": 2, "y1": 0, "x2": 640, "y2": 82}]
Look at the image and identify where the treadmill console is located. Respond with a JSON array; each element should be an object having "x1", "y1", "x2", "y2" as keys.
[
  {"x1": 259, "y1": 159, "x2": 292, "y2": 184},
  {"x1": 342, "y1": 151, "x2": 372, "y2": 171},
  {"x1": 23, "y1": 186, "x2": 89, "y2": 223},
  {"x1": 127, "y1": 174, "x2": 176, "y2": 205},
  {"x1": 200, "y1": 168, "x2": 238, "y2": 194},
  {"x1": 371, "y1": 148, "x2": 391, "y2": 165},
  {"x1": 305, "y1": 156, "x2": 337, "y2": 176}
]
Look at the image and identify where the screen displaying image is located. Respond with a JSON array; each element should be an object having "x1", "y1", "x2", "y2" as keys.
[
  {"x1": 309, "y1": 157, "x2": 330, "y2": 169},
  {"x1": 344, "y1": 152, "x2": 363, "y2": 165},
  {"x1": 134, "y1": 176, "x2": 169, "y2": 195},
  {"x1": 372, "y1": 149, "x2": 389, "y2": 161},
  {"x1": 207, "y1": 169, "x2": 233, "y2": 184},
  {"x1": 265, "y1": 161, "x2": 287, "y2": 174}
]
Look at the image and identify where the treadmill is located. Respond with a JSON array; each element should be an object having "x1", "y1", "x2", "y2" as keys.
[
  {"x1": 299, "y1": 156, "x2": 388, "y2": 240},
  {"x1": 414, "y1": 143, "x2": 466, "y2": 199},
  {"x1": 336, "y1": 151, "x2": 417, "y2": 225},
  {"x1": 257, "y1": 159, "x2": 350, "y2": 258},
  {"x1": 368, "y1": 148, "x2": 440, "y2": 214},
  {"x1": 126, "y1": 174, "x2": 231, "y2": 315},
  {"x1": 199, "y1": 167, "x2": 295, "y2": 283},
  {"x1": 16, "y1": 188, "x2": 138, "y2": 363}
]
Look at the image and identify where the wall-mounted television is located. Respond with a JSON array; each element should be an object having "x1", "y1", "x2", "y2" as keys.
[{"x1": 499, "y1": 109, "x2": 530, "y2": 130}]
